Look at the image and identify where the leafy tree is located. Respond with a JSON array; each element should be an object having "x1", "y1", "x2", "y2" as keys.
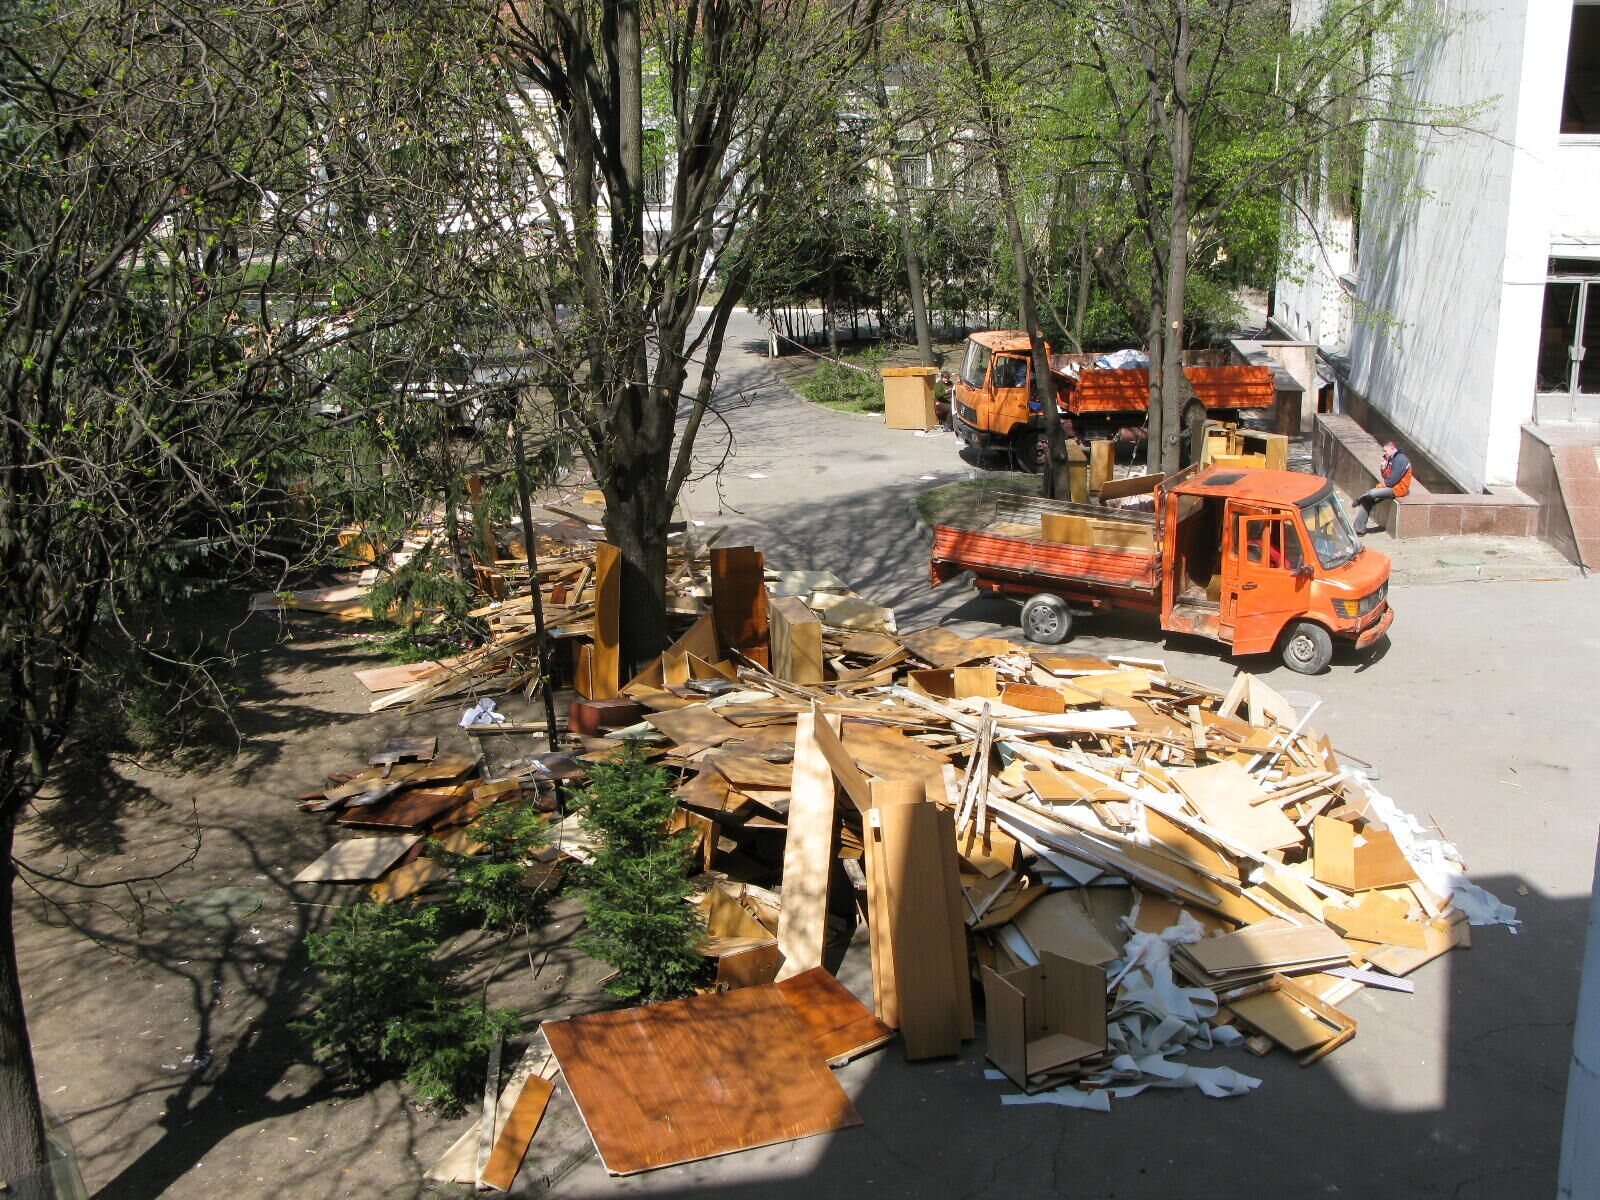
[
  {"x1": 294, "y1": 903, "x2": 515, "y2": 1112},
  {"x1": 497, "y1": 0, "x2": 885, "y2": 670},
  {"x1": 572, "y1": 743, "x2": 703, "y2": 1002},
  {"x1": 430, "y1": 799, "x2": 554, "y2": 932},
  {"x1": 0, "y1": 0, "x2": 540, "y2": 1186}
]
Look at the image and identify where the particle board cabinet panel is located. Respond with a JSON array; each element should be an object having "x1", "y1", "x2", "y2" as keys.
[
  {"x1": 542, "y1": 986, "x2": 860, "y2": 1175},
  {"x1": 591, "y1": 541, "x2": 622, "y2": 699},
  {"x1": 710, "y1": 546, "x2": 771, "y2": 668},
  {"x1": 878, "y1": 801, "x2": 971, "y2": 1059},
  {"x1": 769, "y1": 595, "x2": 824, "y2": 684}
]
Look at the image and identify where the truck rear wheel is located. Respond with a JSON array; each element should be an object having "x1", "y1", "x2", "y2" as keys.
[
  {"x1": 1021, "y1": 594, "x2": 1073, "y2": 645},
  {"x1": 1280, "y1": 620, "x2": 1333, "y2": 675}
]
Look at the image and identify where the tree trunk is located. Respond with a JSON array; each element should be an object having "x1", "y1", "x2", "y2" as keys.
[
  {"x1": 996, "y1": 168, "x2": 1067, "y2": 496},
  {"x1": 601, "y1": 437, "x2": 672, "y2": 673},
  {"x1": 0, "y1": 842, "x2": 52, "y2": 1200},
  {"x1": 1159, "y1": 8, "x2": 1193, "y2": 475},
  {"x1": 873, "y1": 74, "x2": 935, "y2": 366}
]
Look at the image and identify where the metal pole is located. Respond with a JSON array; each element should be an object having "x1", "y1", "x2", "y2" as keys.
[{"x1": 509, "y1": 417, "x2": 562, "y2": 748}]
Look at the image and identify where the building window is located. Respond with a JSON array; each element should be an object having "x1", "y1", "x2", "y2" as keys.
[
  {"x1": 1538, "y1": 260, "x2": 1600, "y2": 393},
  {"x1": 897, "y1": 143, "x2": 931, "y2": 190},
  {"x1": 1562, "y1": 4, "x2": 1600, "y2": 133},
  {"x1": 643, "y1": 129, "x2": 668, "y2": 207}
]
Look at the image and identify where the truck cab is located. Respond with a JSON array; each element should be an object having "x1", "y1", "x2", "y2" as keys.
[
  {"x1": 1161, "y1": 469, "x2": 1391, "y2": 672},
  {"x1": 951, "y1": 331, "x2": 1061, "y2": 468},
  {"x1": 927, "y1": 465, "x2": 1392, "y2": 674}
]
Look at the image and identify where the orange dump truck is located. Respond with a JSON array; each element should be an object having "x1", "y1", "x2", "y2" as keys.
[
  {"x1": 929, "y1": 466, "x2": 1393, "y2": 674},
  {"x1": 951, "y1": 330, "x2": 1278, "y2": 469}
]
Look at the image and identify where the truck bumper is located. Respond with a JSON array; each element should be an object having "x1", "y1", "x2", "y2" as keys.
[
  {"x1": 1353, "y1": 604, "x2": 1394, "y2": 651},
  {"x1": 953, "y1": 411, "x2": 1004, "y2": 451}
]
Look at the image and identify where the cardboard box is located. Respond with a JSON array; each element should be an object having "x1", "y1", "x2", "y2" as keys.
[
  {"x1": 980, "y1": 951, "x2": 1107, "y2": 1090},
  {"x1": 882, "y1": 367, "x2": 938, "y2": 430}
]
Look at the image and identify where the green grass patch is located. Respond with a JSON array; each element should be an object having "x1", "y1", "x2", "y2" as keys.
[
  {"x1": 797, "y1": 347, "x2": 889, "y2": 413},
  {"x1": 915, "y1": 474, "x2": 1042, "y2": 528}
]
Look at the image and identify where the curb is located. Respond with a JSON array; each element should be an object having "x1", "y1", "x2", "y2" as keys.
[{"x1": 1390, "y1": 562, "x2": 1583, "y2": 587}]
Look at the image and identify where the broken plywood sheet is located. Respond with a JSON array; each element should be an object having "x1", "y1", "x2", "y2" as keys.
[
  {"x1": 1174, "y1": 760, "x2": 1302, "y2": 854},
  {"x1": 1010, "y1": 889, "x2": 1121, "y2": 967},
  {"x1": 776, "y1": 966, "x2": 895, "y2": 1066},
  {"x1": 644, "y1": 706, "x2": 740, "y2": 755},
  {"x1": 293, "y1": 835, "x2": 421, "y2": 883},
  {"x1": 898, "y1": 627, "x2": 1013, "y2": 668},
  {"x1": 1323, "y1": 891, "x2": 1428, "y2": 948},
  {"x1": 542, "y1": 986, "x2": 860, "y2": 1175},
  {"x1": 355, "y1": 662, "x2": 445, "y2": 692}
]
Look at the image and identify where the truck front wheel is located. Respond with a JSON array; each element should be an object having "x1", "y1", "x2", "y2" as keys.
[
  {"x1": 1280, "y1": 620, "x2": 1333, "y2": 675},
  {"x1": 1021, "y1": 594, "x2": 1073, "y2": 645},
  {"x1": 1014, "y1": 429, "x2": 1046, "y2": 474}
]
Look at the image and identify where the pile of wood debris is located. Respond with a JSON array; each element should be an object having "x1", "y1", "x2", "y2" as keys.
[{"x1": 283, "y1": 527, "x2": 1508, "y2": 1182}]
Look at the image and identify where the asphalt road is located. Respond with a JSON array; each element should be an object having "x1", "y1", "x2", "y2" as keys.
[{"x1": 547, "y1": 310, "x2": 1600, "y2": 1199}]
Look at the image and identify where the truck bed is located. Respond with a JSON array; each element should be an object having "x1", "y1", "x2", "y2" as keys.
[
  {"x1": 929, "y1": 493, "x2": 1160, "y2": 596},
  {"x1": 1055, "y1": 365, "x2": 1275, "y2": 415}
]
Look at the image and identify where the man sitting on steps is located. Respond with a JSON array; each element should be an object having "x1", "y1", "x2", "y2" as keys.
[{"x1": 1354, "y1": 441, "x2": 1413, "y2": 535}]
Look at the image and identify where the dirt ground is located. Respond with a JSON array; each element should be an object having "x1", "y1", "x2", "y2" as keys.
[{"x1": 18, "y1": 602, "x2": 608, "y2": 1200}]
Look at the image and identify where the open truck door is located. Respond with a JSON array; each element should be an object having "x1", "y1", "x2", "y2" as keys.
[{"x1": 1222, "y1": 505, "x2": 1313, "y2": 657}]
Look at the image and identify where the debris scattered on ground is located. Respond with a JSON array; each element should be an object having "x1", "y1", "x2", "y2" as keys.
[{"x1": 279, "y1": 520, "x2": 1510, "y2": 1184}]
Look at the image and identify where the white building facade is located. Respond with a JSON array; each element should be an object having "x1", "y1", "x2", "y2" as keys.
[{"x1": 1276, "y1": 0, "x2": 1600, "y2": 494}]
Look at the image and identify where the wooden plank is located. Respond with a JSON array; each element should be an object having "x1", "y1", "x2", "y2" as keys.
[
  {"x1": 1185, "y1": 919, "x2": 1350, "y2": 975},
  {"x1": 879, "y1": 801, "x2": 969, "y2": 1059},
  {"x1": 590, "y1": 541, "x2": 622, "y2": 699},
  {"x1": 811, "y1": 709, "x2": 872, "y2": 813},
  {"x1": 769, "y1": 595, "x2": 824, "y2": 685},
  {"x1": 479, "y1": 1075, "x2": 556, "y2": 1191},
  {"x1": 863, "y1": 780, "x2": 920, "y2": 1025},
  {"x1": 1312, "y1": 816, "x2": 1356, "y2": 889},
  {"x1": 542, "y1": 986, "x2": 860, "y2": 1175},
  {"x1": 775, "y1": 711, "x2": 839, "y2": 982},
  {"x1": 776, "y1": 966, "x2": 895, "y2": 1065},
  {"x1": 293, "y1": 835, "x2": 421, "y2": 883},
  {"x1": 710, "y1": 546, "x2": 770, "y2": 668}
]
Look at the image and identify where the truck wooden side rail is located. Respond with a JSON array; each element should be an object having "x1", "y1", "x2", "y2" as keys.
[{"x1": 929, "y1": 493, "x2": 1159, "y2": 605}]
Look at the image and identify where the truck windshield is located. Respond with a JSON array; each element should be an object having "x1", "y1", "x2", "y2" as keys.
[
  {"x1": 960, "y1": 341, "x2": 992, "y2": 388},
  {"x1": 1299, "y1": 488, "x2": 1360, "y2": 569}
]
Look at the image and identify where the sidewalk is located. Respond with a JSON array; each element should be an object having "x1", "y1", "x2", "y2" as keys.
[{"x1": 1370, "y1": 530, "x2": 1583, "y2": 586}]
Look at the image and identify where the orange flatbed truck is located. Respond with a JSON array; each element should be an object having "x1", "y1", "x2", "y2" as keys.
[
  {"x1": 929, "y1": 466, "x2": 1393, "y2": 674},
  {"x1": 951, "y1": 330, "x2": 1278, "y2": 468}
]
